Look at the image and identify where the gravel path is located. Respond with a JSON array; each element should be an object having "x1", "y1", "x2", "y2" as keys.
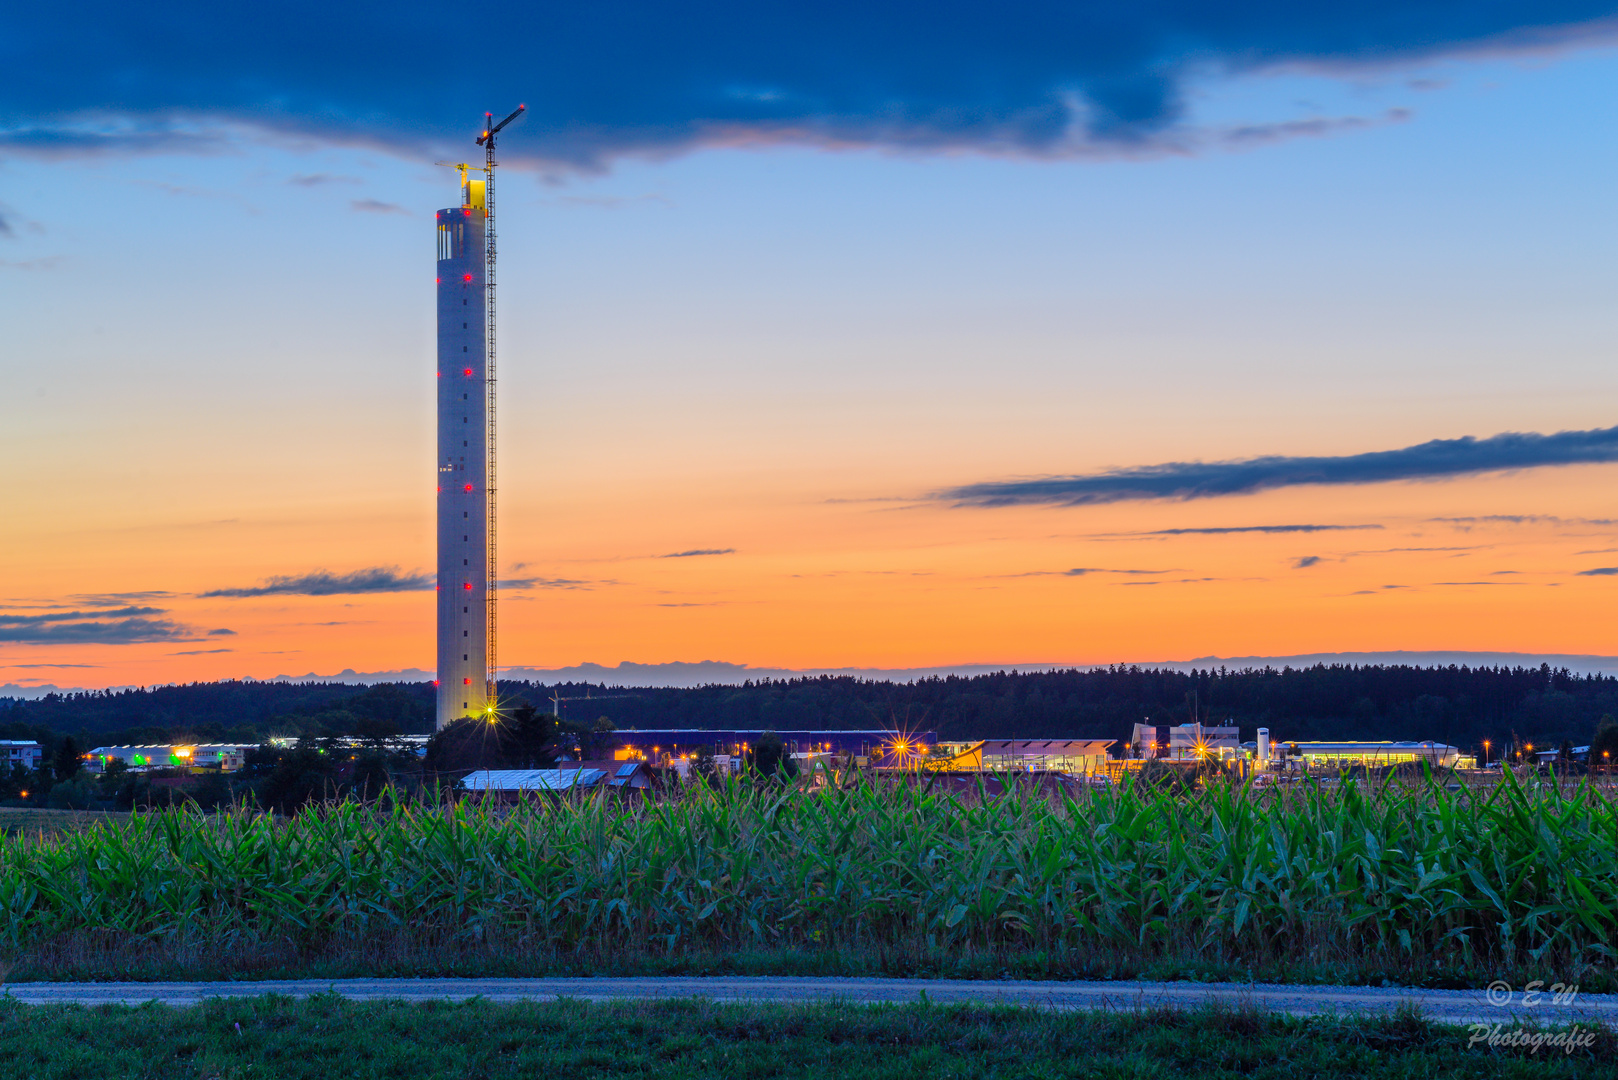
[{"x1": 4, "y1": 976, "x2": 1614, "y2": 1026}]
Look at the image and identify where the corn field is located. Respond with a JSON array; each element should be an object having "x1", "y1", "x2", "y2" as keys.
[{"x1": 1, "y1": 774, "x2": 1613, "y2": 973}]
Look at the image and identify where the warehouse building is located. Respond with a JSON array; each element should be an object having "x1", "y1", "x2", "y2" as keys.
[
  {"x1": 1271, "y1": 740, "x2": 1470, "y2": 770},
  {"x1": 87, "y1": 744, "x2": 250, "y2": 772},
  {"x1": 930, "y1": 739, "x2": 1115, "y2": 774},
  {"x1": 608, "y1": 729, "x2": 935, "y2": 768}
]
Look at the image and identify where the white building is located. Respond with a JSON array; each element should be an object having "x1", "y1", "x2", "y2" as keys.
[
  {"x1": 1130, "y1": 722, "x2": 1241, "y2": 760},
  {"x1": 0, "y1": 740, "x2": 43, "y2": 771}
]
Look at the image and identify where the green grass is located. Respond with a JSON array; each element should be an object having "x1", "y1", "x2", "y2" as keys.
[
  {"x1": 2, "y1": 996, "x2": 1614, "y2": 1080},
  {"x1": 0, "y1": 807, "x2": 131, "y2": 838},
  {"x1": 2, "y1": 772, "x2": 1615, "y2": 987}
]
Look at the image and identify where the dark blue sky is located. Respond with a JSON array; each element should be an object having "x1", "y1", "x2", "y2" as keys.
[{"x1": 5, "y1": 2, "x2": 1618, "y2": 162}]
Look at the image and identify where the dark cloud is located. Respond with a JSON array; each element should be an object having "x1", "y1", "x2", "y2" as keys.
[
  {"x1": 208, "y1": 627, "x2": 237, "y2": 635},
  {"x1": 0, "y1": 614, "x2": 192, "y2": 644},
  {"x1": 661, "y1": 549, "x2": 736, "y2": 558},
  {"x1": 944, "y1": 424, "x2": 1618, "y2": 507},
  {"x1": 1577, "y1": 567, "x2": 1618, "y2": 576},
  {"x1": 171, "y1": 648, "x2": 233, "y2": 655},
  {"x1": 3, "y1": 3, "x2": 1615, "y2": 166},
  {"x1": 1, "y1": 606, "x2": 167, "y2": 624},
  {"x1": 1293, "y1": 556, "x2": 1322, "y2": 569},
  {"x1": 1063, "y1": 568, "x2": 1171, "y2": 576},
  {"x1": 288, "y1": 173, "x2": 358, "y2": 186},
  {"x1": 201, "y1": 567, "x2": 431, "y2": 598}
]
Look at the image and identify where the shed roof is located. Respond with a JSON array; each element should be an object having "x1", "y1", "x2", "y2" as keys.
[{"x1": 462, "y1": 768, "x2": 606, "y2": 792}]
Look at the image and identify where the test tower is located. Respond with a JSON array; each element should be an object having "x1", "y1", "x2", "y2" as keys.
[{"x1": 435, "y1": 104, "x2": 523, "y2": 729}]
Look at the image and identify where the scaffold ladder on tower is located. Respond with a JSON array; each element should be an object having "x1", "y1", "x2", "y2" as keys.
[{"x1": 476, "y1": 104, "x2": 524, "y2": 707}]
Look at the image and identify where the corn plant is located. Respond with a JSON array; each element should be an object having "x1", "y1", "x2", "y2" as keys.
[{"x1": 0, "y1": 771, "x2": 1612, "y2": 970}]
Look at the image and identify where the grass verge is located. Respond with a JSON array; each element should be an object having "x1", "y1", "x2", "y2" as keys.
[
  {"x1": 1, "y1": 996, "x2": 1612, "y2": 1080},
  {"x1": 4, "y1": 936, "x2": 1612, "y2": 995}
]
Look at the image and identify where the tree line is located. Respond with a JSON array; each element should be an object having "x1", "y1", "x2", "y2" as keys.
[{"x1": 3, "y1": 663, "x2": 1615, "y2": 761}]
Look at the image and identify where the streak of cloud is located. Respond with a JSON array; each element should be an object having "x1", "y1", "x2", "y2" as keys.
[
  {"x1": 1129, "y1": 524, "x2": 1384, "y2": 536},
  {"x1": 661, "y1": 549, "x2": 736, "y2": 558},
  {"x1": 1577, "y1": 567, "x2": 1618, "y2": 576},
  {"x1": 351, "y1": 198, "x2": 407, "y2": 215},
  {"x1": 201, "y1": 567, "x2": 432, "y2": 598},
  {"x1": 944, "y1": 425, "x2": 1618, "y2": 507}
]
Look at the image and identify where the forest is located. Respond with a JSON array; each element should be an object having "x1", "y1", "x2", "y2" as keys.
[{"x1": 2, "y1": 663, "x2": 1614, "y2": 755}]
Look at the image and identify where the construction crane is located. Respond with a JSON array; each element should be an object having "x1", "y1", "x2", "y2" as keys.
[{"x1": 475, "y1": 104, "x2": 524, "y2": 707}]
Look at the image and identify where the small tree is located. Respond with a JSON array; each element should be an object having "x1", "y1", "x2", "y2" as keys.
[
  {"x1": 96, "y1": 758, "x2": 131, "y2": 798},
  {"x1": 52, "y1": 736, "x2": 83, "y2": 781},
  {"x1": 1590, "y1": 716, "x2": 1618, "y2": 774},
  {"x1": 749, "y1": 731, "x2": 798, "y2": 782}
]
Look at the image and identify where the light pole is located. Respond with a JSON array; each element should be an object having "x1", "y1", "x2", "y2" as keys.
[{"x1": 1482, "y1": 739, "x2": 1490, "y2": 768}]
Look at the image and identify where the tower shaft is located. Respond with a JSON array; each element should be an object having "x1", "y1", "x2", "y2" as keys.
[{"x1": 435, "y1": 176, "x2": 490, "y2": 728}]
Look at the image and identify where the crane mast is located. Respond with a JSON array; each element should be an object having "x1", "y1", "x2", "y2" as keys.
[{"x1": 476, "y1": 104, "x2": 524, "y2": 707}]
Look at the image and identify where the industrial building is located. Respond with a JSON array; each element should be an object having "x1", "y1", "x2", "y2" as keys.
[
  {"x1": 0, "y1": 741, "x2": 43, "y2": 771},
  {"x1": 1129, "y1": 722, "x2": 1241, "y2": 760},
  {"x1": 86, "y1": 745, "x2": 250, "y2": 772},
  {"x1": 607, "y1": 729, "x2": 936, "y2": 768},
  {"x1": 1268, "y1": 741, "x2": 1471, "y2": 770},
  {"x1": 930, "y1": 739, "x2": 1115, "y2": 775}
]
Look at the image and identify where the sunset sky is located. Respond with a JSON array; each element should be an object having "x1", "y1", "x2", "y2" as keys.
[{"x1": 4, "y1": 3, "x2": 1618, "y2": 690}]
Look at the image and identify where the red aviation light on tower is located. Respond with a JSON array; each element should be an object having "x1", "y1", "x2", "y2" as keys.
[
  {"x1": 463, "y1": 273, "x2": 473, "y2": 282},
  {"x1": 463, "y1": 483, "x2": 473, "y2": 492}
]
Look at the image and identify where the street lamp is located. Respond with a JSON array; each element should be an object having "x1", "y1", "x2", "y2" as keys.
[{"x1": 1482, "y1": 739, "x2": 1490, "y2": 768}]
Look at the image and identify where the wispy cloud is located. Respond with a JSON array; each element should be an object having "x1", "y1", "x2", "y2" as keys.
[
  {"x1": 288, "y1": 173, "x2": 359, "y2": 187},
  {"x1": 1432, "y1": 514, "x2": 1618, "y2": 529},
  {"x1": 0, "y1": 607, "x2": 193, "y2": 644},
  {"x1": 1125, "y1": 524, "x2": 1384, "y2": 536},
  {"x1": 943, "y1": 425, "x2": 1618, "y2": 507},
  {"x1": 70, "y1": 591, "x2": 177, "y2": 606},
  {"x1": 208, "y1": 627, "x2": 237, "y2": 635},
  {"x1": 171, "y1": 648, "x2": 233, "y2": 655},
  {"x1": 500, "y1": 577, "x2": 594, "y2": 590},
  {"x1": 660, "y1": 548, "x2": 736, "y2": 558},
  {"x1": 1577, "y1": 567, "x2": 1618, "y2": 577},
  {"x1": 1293, "y1": 556, "x2": 1322, "y2": 569},
  {"x1": 1219, "y1": 108, "x2": 1410, "y2": 148},
  {"x1": 0, "y1": 256, "x2": 65, "y2": 271},
  {"x1": 201, "y1": 567, "x2": 431, "y2": 598},
  {"x1": 1062, "y1": 567, "x2": 1171, "y2": 577},
  {"x1": 351, "y1": 198, "x2": 407, "y2": 215}
]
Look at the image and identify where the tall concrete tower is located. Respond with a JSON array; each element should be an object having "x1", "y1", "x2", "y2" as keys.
[{"x1": 435, "y1": 171, "x2": 491, "y2": 728}]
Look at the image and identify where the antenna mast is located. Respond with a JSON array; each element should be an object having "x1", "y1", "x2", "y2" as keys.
[{"x1": 476, "y1": 103, "x2": 524, "y2": 706}]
